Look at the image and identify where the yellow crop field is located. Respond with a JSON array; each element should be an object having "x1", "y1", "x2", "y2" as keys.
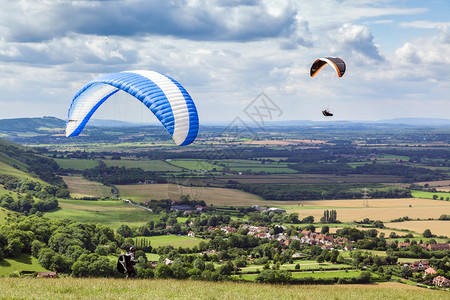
[
  {"x1": 385, "y1": 220, "x2": 450, "y2": 237},
  {"x1": 287, "y1": 198, "x2": 450, "y2": 224},
  {"x1": 327, "y1": 227, "x2": 410, "y2": 236},
  {"x1": 62, "y1": 175, "x2": 112, "y2": 198},
  {"x1": 414, "y1": 180, "x2": 450, "y2": 192}
]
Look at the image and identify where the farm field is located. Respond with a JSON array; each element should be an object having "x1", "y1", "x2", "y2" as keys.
[
  {"x1": 62, "y1": 175, "x2": 112, "y2": 198},
  {"x1": 104, "y1": 159, "x2": 182, "y2": 172},
  {"x1": 169, "y1": 159, "x2": 222, "y2": 171},
  {"x1": 414, "y1": 180, "x2": 450, "y2": 191},
  {"x1": 411, "y1": 190, "x2": 450, "y2": 199},
  {"x1": 327, "y1": 226, "x2": 412, "y2": 237},
  {"x1": 116, "y1": 184, "x2": 266, "y2": 205},
  {"x1": 385, "y1": 220, "x2": 450, "y2": 237},
  {"x1": 285, "y1": 198, "x2": 450, "y2": 223},
  {"x1": 44, "y1": 199, "x2": 158, "y2": 230},
  {"x1": 216, "y1": 173, "x2": 401, "y2": 184},
  {"x1": 136, "y1": 235, "x2": 204, "y2": 248},
  {"x1": 54, "y1": 158, "x2": 99, "y2": 170},
  {"x1": 54, "y1": 158, "x2": 182, "y2": 172},
  {"x1": 0, "y1": 254, "x2": 49, "y2": 277},
  {"x1": 237, "y1": 139, "x2": 327, "y2": 146},
  {"x1": 239, "y1": 270, "x2": 366, "y2": 281},
  {"x1": 0, "y1": 278, "x2": 446, "y2": 300},
  {"x1": 241, "y1": 260, "x2": 352, "y2": 273},
  {"x1": 215, "y1": 159, "x2": 297, "y2": 174}
]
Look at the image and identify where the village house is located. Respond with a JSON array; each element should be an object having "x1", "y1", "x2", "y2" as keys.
[
  {"x1": 267, "y1": 207, "x2": 287, "y2": 213},
  {"x1": 433, "y1": 276, "x2": 450, "y2": 287},
  {"x1": 344, "y1": 245, "x2": 353, "y2": 251},
  {"x1": 423, "y1": 267, "x2": 437, "y2": 278},
  {"x1": 170, "y1": 205, "x2": 191, "y2": 211},
  {"x1": 403, "y1": 260, "x2": 430, "y2": 270},
  {"x1": 398, "y1": 242, "x2": 410, "y2": 248},
  {"x1": 187, "y1": 231, "x2": 195, "y2": 237},
  {"x1": 221, "y1": 227, "x2": 237, "y2": 234},
  {"x1": 37, "y1": 272, "x2": 57, "y2": 278},
  {"x1": 138, "y1": 179, "x2": 155, "y2": 184},
  {"x1": 427, "y1": 243, "x2": 450, "y2": 251}
]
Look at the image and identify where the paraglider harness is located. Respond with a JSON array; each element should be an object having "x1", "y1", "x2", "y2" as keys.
[
  {"x1": 322, "y1": 109, "x2": 333, "y2": 117},
  {"x1": 117, "y1": 247, "x2": 137, "y2": 278}
]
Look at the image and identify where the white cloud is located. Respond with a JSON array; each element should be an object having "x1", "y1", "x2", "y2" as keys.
[{"x1": 328, "y1": 23, "x2": 384, "y2": 61}]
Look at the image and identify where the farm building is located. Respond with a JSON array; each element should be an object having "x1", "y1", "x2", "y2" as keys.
[
  {"x1": 37, "y1": 272, "x2": 57, "y2": 278},
  {"x1": 433, "y1": 276, "x2": 450, "y2": 287}
]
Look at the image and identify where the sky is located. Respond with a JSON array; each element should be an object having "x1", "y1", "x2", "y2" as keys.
[{"x1": 0, "y1": 0, "x2": 449, "y2": 124}]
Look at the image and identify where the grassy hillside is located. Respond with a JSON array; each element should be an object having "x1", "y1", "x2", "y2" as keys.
[
  {"x1": 0, "y1": 254, "x2": 49, "y2": 277},
  {"x1": 44, "y1": 199, "x2": 158, "y2": 230},
  {"x1": 0, "y1": 278, "x2": 446, "y2": 299},
  {"x1": 0, "y1": 137, "x2": 65, "y2": 186}
]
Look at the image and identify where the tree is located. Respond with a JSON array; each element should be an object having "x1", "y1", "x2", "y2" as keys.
[
  {"x1": 5, "y1": 238, "x2": 24, "y2": 258},
  {"x1": 358, "y1": 271, "x2": 371, "y2": 283},
  {"x1": 400, "y1": 266, "x2": 413, "y2": 279},
  {"x1": 289, "y1": 239, "x2": 301, "y2": 251},
  {"x1": 423, "y1": 229, "x2": 433, "y2": 238},
  {"x1": 193, "y1": 258, "x2": 205, "y2": 271},
  {"x1": 302, "y1": 216, "x2": 314, "y2": 224},
  {"x1": 71, "y1": 261, "x2": 90, "y2": 277},
  {"x1": 321, "y1": 226, "x2": 330, "y2": 234},
  {"x1": 155, "y1": 263, "x2": 173, "y2": 279},
  {"x1": 117, "y1": 225, "x2": 133, "y2": 238},
  {"x1": 256, "y1": 269, "x2": 291, "y2": 283}
]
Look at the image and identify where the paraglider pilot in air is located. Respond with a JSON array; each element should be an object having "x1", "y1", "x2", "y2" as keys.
[
  {"x1": 310, "y1": 57, "x2": 345, "y2": 118},
  {"x1": 117, "y1": 246, "x2": 138, "y2": 279},
  {"x1": 322, "y1": 109, "x2": 333, "y2": 117}
]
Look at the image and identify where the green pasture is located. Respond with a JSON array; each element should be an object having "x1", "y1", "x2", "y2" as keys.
[
  {"x1": 55, "y1": 158, "x2": 183, "y2": 172},
  {"x1": 0, "y1": 253, "x2": 49, "y2": 277},
  {"x1": 280, "y1": 261, "x2": 352, "y2": 271},
  {"x1": 411, "y1": 190, "x2": 450, "y2": 200},
  {"x1": 104, "y1": 159, "x2": 182, "y2": 172},
  {"x1": 145, "y1": 253, "x2": 160, "y2": 261},
  {"x1": 242, "y1": 261, "x2": 352, "y2": 273},
  {"x1": 169, "y1": 159, "x2": 221, "y2": 171},
  {"x1": 339, "y1": 250, "x2": 426, "y2": 263},
  {"x1": 44, "y1": 199, "x2": 158, "y2": 230},
  {"x1": 54, "y1": 158, "x2": 99, "y2": 170},
  {"x1": 380, "y1": 155, "x2": 410, "y2": 161},
  {"x1": 238, "y1": 270, "x2": 368, "y2": 281},
  {"x1": 217, "y1": 159, "x2": 297, "y2": 174},
  {"x1": 138, "y1": 235, "x2": 205, "y2": 248}
]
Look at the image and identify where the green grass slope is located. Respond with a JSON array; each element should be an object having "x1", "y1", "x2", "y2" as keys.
[
  {"x1": 0, "y1": 278, "x2": 446, "y2": 299},
  {"x1": 0, "y1": 253, "x2": 49, "y2": 277}
]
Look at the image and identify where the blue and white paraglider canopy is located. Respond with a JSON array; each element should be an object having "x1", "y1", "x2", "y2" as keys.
[{"x1": 66, "y1": 70, "x2": 199, "y2": 146}]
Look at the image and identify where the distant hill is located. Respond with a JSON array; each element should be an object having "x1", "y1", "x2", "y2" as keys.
[
  {"x1": 375, "y1": 118, "x2": 450, "y2": 126},
  {"x1": 0, "y1": 116, "x2": 65, "y2": 133},
  {"x1": 0, "y1": 116, "x2": 449, "y2": 139}
]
